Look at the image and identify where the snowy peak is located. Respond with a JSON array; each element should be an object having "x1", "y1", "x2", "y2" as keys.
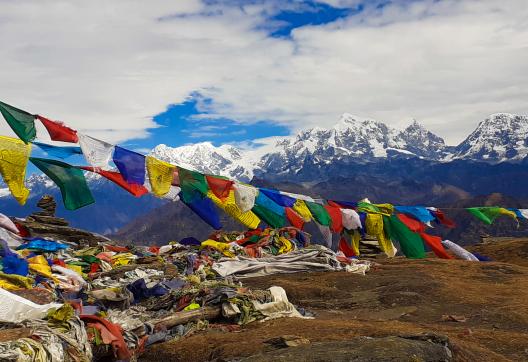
[
  {"x1": 454, "y1": 113, "x2": 528, "y2": 162},
  {"x1": 150, "y1": 142, "x2": 254, "y2": 181}
]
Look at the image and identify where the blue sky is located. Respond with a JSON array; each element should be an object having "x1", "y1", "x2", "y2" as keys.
[
  {"x1": 122, "y1": 0, "x2": 369, "y2": 153},
  {"x1": 1, "y1": 0, "x2": 526, "y2": 158}
]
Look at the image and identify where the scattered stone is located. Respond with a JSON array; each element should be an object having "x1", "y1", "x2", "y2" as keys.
[
  {"x1": 442, "y1": 314, "x2": 467, "y2": 323},
  {"x1": 265, "y1": 335, "x2": 311, "y2": 348}
]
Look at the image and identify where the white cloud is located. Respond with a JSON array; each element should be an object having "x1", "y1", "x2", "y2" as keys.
[{"x1": 0, "y1": 0, "x2": 526, "y2": 145}]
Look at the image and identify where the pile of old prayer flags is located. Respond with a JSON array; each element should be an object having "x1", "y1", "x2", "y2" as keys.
[{"x1": 2, "y1": 99, "x2": 528, "y2": 262}]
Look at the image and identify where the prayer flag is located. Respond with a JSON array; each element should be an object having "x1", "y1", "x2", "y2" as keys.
[
  {"x1": 0, "y1": 136, "x2": 31, "y2": 205},
  {"x1": 36, "y1": 115, "x2": 78, "y2": 143},
  {"x1": 146, "y1": 156, "x2": 175, "y2": 197},
  {"x1": 0, "y1": 101, "x2": 36, "y2": 143},
  {"x1": 30, "y1": 158, "x2": 95, "y2": 210},
  {"x1": 113, "y1": 146, "x2": 146, "y2": 185}
]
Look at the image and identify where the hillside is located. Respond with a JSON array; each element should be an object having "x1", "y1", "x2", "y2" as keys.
[{"x1": 141, "y1": 238, "x2": 528, "y2": 362}]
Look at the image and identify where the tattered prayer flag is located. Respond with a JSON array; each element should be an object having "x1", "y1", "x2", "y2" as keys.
[
  {"x1": 206, "y1": 175, "x2": 233, "y2": 200},
  {"x1": 365, "y1": 213, "x2": 396, "y2": 257},
  {"x1": 285, "y1": 207, "x2": 304, "y2": 229},
  {"x1": 0, "y1": 136, "x2": 31, "y2": 205},
  {"x1": 33, "y1": 142, "x2": 82, "y2": 159},
  {"x1": 383, "y1": 215, "x2": 426, "y2": 259},
  {"x1": 305, "y1": 201, "x2": 331, "y2": 226},
  {"x1": 466, "y1": 207, "x2": 517, "y2": 225},
  {"x1": 324, "y1": 205, "x2": 343, "y2": 233},
  {"x1": 78, "y1": 134, "x2": 114, "y2": 170},
  {"x1": 259, "y1": 188, "x2": 296, "y2": 207},
  {"x1": 81, "y1": 167, "x2": 147, "y2": 198},
  {"x1": 146, "y1": 156, "x2": 175, "y2": 197},
  {"x1": 178, "y1": 167, "x2": 209, "y2": 203},
  {"x1": 30, "y1": 158, "x2": 95, "y2": 210},
  {"x1": 36, "y1": 115, "x2": 78, "y2": 143},
  {"x1": 113, "y1": 146, "x2": 145, "y2": 185},
  {"x1": 0, "y1": 101, "x2": 36, "y2": 143}
]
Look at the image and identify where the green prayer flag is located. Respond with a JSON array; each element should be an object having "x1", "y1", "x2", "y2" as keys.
[
  {"x1": 305, "y1": 201, "x2": 331, "y2": 226},
  {"x1": 178, "y1": 167, "x2": 209, "y2": 203},
  {"x1": 30, "y1": 158, "x2": 95, "y2": 210},
  {"x1": 252, "y1": 204, "x2": 285, "y2": 228},
  {"x1": 466, "y1": 207, "x2": 517, "y2": 225},
  {"x1": 383, "y1": 215, "x2": 426, "y2": 259},
  {"x1": 0, "y1": 101, "x2": 36, "y2": 143}
]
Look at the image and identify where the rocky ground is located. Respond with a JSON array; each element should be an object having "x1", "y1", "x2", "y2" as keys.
[{"x1": 141, "y1": 238, "x2": 528, "y2": 362}]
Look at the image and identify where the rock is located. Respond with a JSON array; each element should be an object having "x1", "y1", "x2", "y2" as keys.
[
  {"x1": 244, "y1": 335, "x2": 452, "y2": 361},
  {"x1": 17, "y1": 196, "x2": 112, "y2": 245},
  {"x1": 265, "y1": 335, "x2": 311, "y2": 348}
]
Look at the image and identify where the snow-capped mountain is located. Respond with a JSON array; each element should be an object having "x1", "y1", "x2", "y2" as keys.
[
  {"x1": 453, "y1": 113, "x2": 528, "y2": 162},
  {"x1": 257, "y1": 114, "x2": 452, "y2": 176},
  {"x1": 150, "y1": 142, "x2": 256, "y2": 181}
]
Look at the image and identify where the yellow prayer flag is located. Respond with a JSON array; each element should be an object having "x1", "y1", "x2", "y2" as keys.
[
  {"x1": 0, "y1": 136, "x2": 31, "y2": 205},
  {"x1": 146, "y1": 156, "x2": 176, "y2": 197}
]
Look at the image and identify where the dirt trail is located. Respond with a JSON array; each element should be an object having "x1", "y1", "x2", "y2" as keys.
[{"x1": 142, "y1": 239, "x2": 528, "y2": 361}]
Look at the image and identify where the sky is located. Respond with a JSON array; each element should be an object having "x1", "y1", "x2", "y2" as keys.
[{"x1": 0, "y1": 0, "x2": 527, "y2": 153}]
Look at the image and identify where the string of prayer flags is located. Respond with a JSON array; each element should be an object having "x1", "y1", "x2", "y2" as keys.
[
  {"x1": 466, "y1": 207, "x2": 517, "y2": 225},
  {"x1": 36, "y1": 115, "x2": 79, "y2": 143},
  {"x1": 365, "y1": 213, "x2": 396, "y2": 257},
  {"x1": 0, "y1": 136, "x2": 32, "y2": 205},
  {"x1": 145, "y1": 156, "x2": 176, "y2": 197},
  {"x1": 0, "y1": 101, "x2": 36, "y2": 143},
  {"x1": 78, "y1": 134, "x2": 114, "y2": 170},
  {"x1": 33, "y1": 142, "x2": 83, "y2": 159},
  {"x1": 113, "y1": 146, "x2": 146, "y2": 185},
  {"x1": 81, "y1": 167, "x2": 148, "y2": 198},
  {"x1": 30, "y1": 158, "x2": 95, "y2": 210}
]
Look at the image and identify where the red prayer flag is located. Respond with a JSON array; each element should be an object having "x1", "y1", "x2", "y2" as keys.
[
  {"x1": 338, "y1": 236, "x2": 356, "y2": 257},
  {"x1": 205, "y1": 175, "x2": 233, "y2": 200},
  {"x1": 419, "y1": 232, "x2": 453, "y2": 259},
  {"x1": 81, "y1": 167, "x2": 148, "y2": 197},
  {"x1": 285, "y1": 207, "x2": 305, "y2": 229},
  {"x1": 37, "y1": 115, "x2": 79, "y2": 143},
  {"x1": 324, "y1": 205, "x2": 343, "y2": 233}
]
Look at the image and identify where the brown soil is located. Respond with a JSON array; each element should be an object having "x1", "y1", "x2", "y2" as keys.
[{"x1": 141, "y1": 239, "x2": 528, "y2": 362}]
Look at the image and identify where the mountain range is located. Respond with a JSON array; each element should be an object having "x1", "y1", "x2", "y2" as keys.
[{"x1": 2, "y1": 112, "x2": 528, "y2": 240}]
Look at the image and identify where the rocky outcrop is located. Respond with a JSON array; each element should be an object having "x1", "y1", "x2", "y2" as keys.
[{"x1": 17, "y1": 195, "x2": 111, "y2": 245}]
